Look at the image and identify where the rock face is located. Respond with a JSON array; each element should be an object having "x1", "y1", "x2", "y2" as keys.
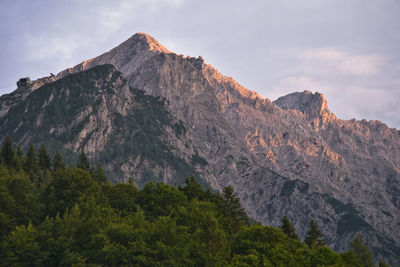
[
  {"x1": 0, "y1": 64, "x2": 214, "y2": 188},
  {"x1": 1, "y1": 33, "x2": 400, "y2": 264}
]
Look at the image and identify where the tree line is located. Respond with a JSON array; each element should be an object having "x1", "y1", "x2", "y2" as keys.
[{"x1": 0, "y1": 137, "x2": 389, "y2": 266}]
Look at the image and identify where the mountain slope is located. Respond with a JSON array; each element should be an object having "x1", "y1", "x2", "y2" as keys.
[
  {"x1": 1, "y1": 33, "x2": 399, "y2": 264},
  {"x1": 0, "y1": 64, "x2": 214, "y2": 187}
]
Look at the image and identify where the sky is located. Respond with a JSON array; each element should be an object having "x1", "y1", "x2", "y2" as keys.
[{"x1": 1, "y1": 0, "x2": 400, "y2": 128}]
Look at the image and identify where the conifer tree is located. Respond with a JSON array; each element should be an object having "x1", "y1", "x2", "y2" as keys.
[
  {"x1": 379, "y1": 259, "x2": 389, "y2": 267},
  {"x1": 350, "y1": 234, "x2": 374, "y2": 267},
  {"x1": 305, "y1": 219, "x2": 325, "y2": 249},
  {"x1": 24, "y1": 145, "x2": 37, "y2": 172},
  {"x1": 180, "y1": 177, "x2": 206, "y2": 201},
  {"x1": 1, "y1": 136, "x2": 16, "y2": 169},
  {"x1": 222, "y1": 186, "x2": 249, "y2": 236},
  {"x1": 52, "y1": 151, "x2": 65, "y2": 171},
  {"x1": 280, "y1": 216, "x2": 299, "y2": 240},
  {"x1": 38, "y1": 144, "x2": 51, "y2": 170},
  {"x1": 77, "y1": 151, "x2": 90, "y2": 171},
  {"x1": 15, "y1": 146, "x2": 24, "y2": 170},
  {"x1": 92, "y1": 164, "x2": 107, "y2": 183}
]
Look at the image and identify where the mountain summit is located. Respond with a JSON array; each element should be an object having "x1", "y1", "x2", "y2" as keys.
[
  {"x1": 275, "y1": 90, "x2": 331, "y2": 120},
  {"x1": 58, "y1": 32, "x2": 170, "y2": 78},
  {"x1": 1, "y1": 33, "x2": 400, "y2": 264}
]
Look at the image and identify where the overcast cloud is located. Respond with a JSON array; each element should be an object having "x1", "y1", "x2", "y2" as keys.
[{"x1": 1, "y1": 0, "x2": 399, "y2": 128}]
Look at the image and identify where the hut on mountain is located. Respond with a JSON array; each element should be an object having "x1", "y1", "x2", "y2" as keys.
[{"x1": 17, "y1": 77, "x2": 32, "y2": 88}]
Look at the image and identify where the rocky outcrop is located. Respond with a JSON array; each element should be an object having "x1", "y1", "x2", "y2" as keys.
[
  {"x1": 0, "y1": 64, "x2": 216, "y2": 188},
  {"x1": 1, "y1": 33, "x2": 399, "y2": 264}
]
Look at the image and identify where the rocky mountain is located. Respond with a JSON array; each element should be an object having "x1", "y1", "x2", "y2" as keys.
[
  {"x1": 0, "y1": 64, "x2": 214, "y2": 188},
  {"x1": 1, "y1": 33, "x2": 399, "y2": 264}
]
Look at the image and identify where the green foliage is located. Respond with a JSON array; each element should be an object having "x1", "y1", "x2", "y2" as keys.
[
  {"x1": 305, "y1": 220, "x2": 326, "y2": 249},
  {"x1": 41, "y1": 167, "x2": 101, "y2": 217},
  {"x1": 281, "y1": 216, "x2": 300, "y2": 240},
  {"x1": 51, "y1": 150, "x2": 65, "y2": 172},
  {"x1": 91, "y1": 164, "x2": 107, "y2": 184},
  {"x1": 0, "y1": 169, "x2": 42, "y2": 239},
  {"x1": 350, "y1": 234, "x2": 375, "y2": 267},
  {"x1": 231, "y1": 225, "x2": 309, "y2": 266},
  {"x1": 179, "y1": 176, "x2": 207, "y2": 201},
  {"x1": 1, "y1": 137, "x2": 16, "y2": 169},
  {"x1": 1, "y1": 223, "x2": 46, "y2": 266},
  {"x1": 38, "y1": 144, "x2": 51, "y2": 170},
  {"x1": 105, "y1": 182, "x2": 138, "y2": 214},
  {"x1": 379, "y1": 258, "x2": 390, "y2": 267},
  {"x1": 310, "y1": 246, "x2": 342, "y2": 267},
  {"x1": 77, "y1": 151, "x2": 90, "y2": 171},
  {"x1": 23, "y1": 145, "x2": 37, "y2": 173},
  {"x1": 136, "y1": 182, "x2": 187, "y2": 219},
  {"x1": 221, "y1": 186, "x2": 249, "y2": 237},
  {"x1": 0, "y1": 139, "x2": 388, "y2": 266}
]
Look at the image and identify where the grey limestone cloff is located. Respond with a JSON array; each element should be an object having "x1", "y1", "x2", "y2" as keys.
[{"x1": 1, "y1": 33, "x2": 399, "y2": 265}]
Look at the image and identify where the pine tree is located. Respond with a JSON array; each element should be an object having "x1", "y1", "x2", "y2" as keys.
[
  {"x1": 77, "y1": 151, "x2": 90, "y2": 171},
  {"x1": 52, "y1": 151, "x2": 65, "y2": 171},
  {"x1": 350, "y1": 234, "x2": 374, "y2": 267},
  {"x1": 38, "y1": 144, "x2": 51, "y2": 170},
  {"x1": 180, "y1": 177, "x2": 206, "y2": 201},
  {"x1": 92, "y1": 164, "x2": 107, "y2": 183},
  {"x1": 24, "y1": 145, "x2": 37, "y2": 172},
  {"x1": 1, "y1": 136, "x2": 16, "y2": 169},
  {"x1": 280, "y1": 216, "x2": 299, "y2": 240},
  {"x1": 305, "y1": 219, "x2": 325, "y2": 249},
  {"x1": 222, "y1": 186, "x2": 249, "y2": 236},
  {"x1": 379, "y1": 259, "x2": 389, "y2": 267},
  {"x1": 15, "y1": 146, "x2": 24, "y2": 170}
]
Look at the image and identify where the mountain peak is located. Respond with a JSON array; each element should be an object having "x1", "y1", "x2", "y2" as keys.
[
  {"x1": 123, "y1": 32, "x2": 171, "y2": 54},
  {"x1": 57, "y1": 32, "x2": 170, "y2": 78},
  {"x1": 274, "y1": 90, "x2": 331, "y2": 120}
]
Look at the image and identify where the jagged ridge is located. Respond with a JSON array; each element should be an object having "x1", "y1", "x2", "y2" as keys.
[{"x1": 1, "y1": 33, "x2": 400, "y2": 264}]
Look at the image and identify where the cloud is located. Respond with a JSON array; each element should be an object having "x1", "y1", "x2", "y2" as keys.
[
  {"x1": 271, "y1": 72, "x2": 400, "y2": 128},
  {"x1": 23, "y1": 0, "x2": 185, "y2": 63},
  {"x1": 267, "y1": 47, "x2": 400, "y2": 128},
  {"x1": 300, "y1": 48, "x2": 384, "y2": 76},
  {"x1": 24, "y1": 34, "x2": 90, "y2": 61},
  {"x1": 96, "y1": 0, "x2": 184, "y2": 34}
]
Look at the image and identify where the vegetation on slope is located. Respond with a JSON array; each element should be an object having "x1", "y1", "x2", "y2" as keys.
[
  {"x1": 0, "y1": 65, "x2": 202, "y2": 185},
  {"x1": 0, "y1": 137, "x2": 388, "y2": 266}
]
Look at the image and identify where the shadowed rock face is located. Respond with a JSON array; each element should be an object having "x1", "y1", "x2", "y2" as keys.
[{"x1": 1, "y1": 32, "x2": 400, "y2": 264}]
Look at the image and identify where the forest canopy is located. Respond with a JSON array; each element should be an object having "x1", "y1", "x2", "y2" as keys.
[{"x1": 0, "y1": 138, "x2": 384, "y2": 266}]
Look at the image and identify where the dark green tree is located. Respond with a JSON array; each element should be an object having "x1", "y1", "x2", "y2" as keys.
[
  {"x1": 107, "y1": 182, "x2": 138, "y2": 213},
  {"x1": 280, "y1": 216, "x2": 299, "y2": 240},
  {"x1": 91, "y1": 164, "x2": 107, "y2": 184},
  {"x1": 1, "y1": 223, "x2": 45, "y2": 266},
  {"x1": 231, "y1": 224, "x2": 309, "y2": 266},
  {"x1": 350, "y1": 234, "x2": 374, "y2": 267},
  {"x1": 379, "y1": 259, "x2": 390, "y2": 267},
  {"x1": 23, "y1": 145, "x2": 37, "y2": 172},
  {"x1": 136, "y1": 182, "x2": 187, "y2": 219},
  {"x1": 222, "y1": 186, "x2": 249, "y2": 236},
  {"x1": 1, "y1": 137, "x2": 16, "y2": 169},
  {"x1": 310, "y1": 246, "x2": 342, "y2": 267},
  {"x1": 341, "y1": 250, "x2": 362, "y2": 266},
  {"x1": 77, "y1": 151, "x2": 90, "y2": 171},
  {"x1": 52, "y1": 151, "x2": 65, "y2": 171},
  {"x1": 179, "y1": 176, "x2": 206, "y2": 201},
  {"x1": 15, "y1": 146, "x2": 24, "y2": 170},
  {"x1": 305, "y1": 220, "x2": 325, "y2": 249},
  {"x1": 38, "y1": 144, "x2": 51, "y2": 170}
]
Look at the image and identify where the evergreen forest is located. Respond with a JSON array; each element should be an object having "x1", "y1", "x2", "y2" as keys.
[{"x1": 0, "y1": 137, "x2": 388, "y2": 266}]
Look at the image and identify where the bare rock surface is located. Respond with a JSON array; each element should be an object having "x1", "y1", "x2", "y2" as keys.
[{"x1": 1, "y1": 33, "x2": 400, "y2": 264}]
